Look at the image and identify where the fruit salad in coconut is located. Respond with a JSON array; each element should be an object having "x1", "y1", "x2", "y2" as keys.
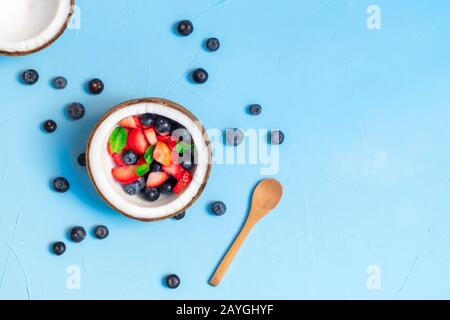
[{"x1": 109, "y1": 114, "x2": 195, "y2": 202}]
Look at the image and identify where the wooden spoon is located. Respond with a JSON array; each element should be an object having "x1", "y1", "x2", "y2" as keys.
[{"x1": 209, "y1": 179, "x2": 283, "y2": 286}]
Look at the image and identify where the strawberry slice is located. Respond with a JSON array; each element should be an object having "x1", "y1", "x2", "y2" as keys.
[
  {"x1": 112, "y1": 165, "x2": 139, "y2": 184},
  {"x1": 173, "y1": 171, "x2": 192, "y2": 194},
  {"x1": 162, "y1": 163, "x2": 185, "y2": 180},
  {"x1": 157, "y1": 135, "x2": 177, "y2": 149},
  {"x1": 143, "y1": 127, "x2": 158, "y2": 145},
  {"x1": 146, "y1": 172, "x2": 169, "y2": 188},
  {"x1": 126, "y1": 129, "x2": 149, "y2": 155},
  {"x1": 153, "y1": 142, "x2": 172, "y2": 167},
  {"x1": 112, "y1": 153, "x2": 126, "y2": 167},
  {"x1": 118, "y1": 116, "x2": 138, "y2": 129}
]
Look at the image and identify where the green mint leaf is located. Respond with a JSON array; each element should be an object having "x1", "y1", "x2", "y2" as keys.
[
  {"x1": 175, "y1": 142, "x2": 192, "y2": 154},
  {"x1": 109, "y1": 127, "x2": 127, "y2": 154},
  {"x1": 135, "y1": 164, "x2": 150, "y2": 177},
  {"x1": 144, "y1": 145, "x2": 156, "y2": 164}
]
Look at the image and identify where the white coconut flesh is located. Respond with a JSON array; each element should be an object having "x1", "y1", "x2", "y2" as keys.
[
  {"x1": 89, "y1": 102, "x2": 211, "y2": 220},
  {"x1": 0, "y1": 0, "x2": 72, "y2": 54}
]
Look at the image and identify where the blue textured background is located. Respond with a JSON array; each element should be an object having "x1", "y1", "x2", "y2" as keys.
[{"x1": 1, "y1": 0, "x2": 450, "y2": 299}]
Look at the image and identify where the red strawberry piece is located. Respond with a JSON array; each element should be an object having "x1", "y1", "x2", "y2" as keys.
[
  {"x1": 126, "y1": 129, "x2": 149, "y2": 155},
  {"x1": 173, "y1": 171, "x2": 192, "y2": 194},
  {"x1": 157, "y1": 135, "x2": 177, "y2": 149},
  {"x1": 162, "y1": 163, "x2": 185, "y2": 180},
  {"x1": 118, "y1": 116, "x2": 138, "y2": 129},
  {"x1": 146, "y1": 172, "x2": 170, "y2": 188},
  {"x1": 112, "y1": 165, "x2": 139, "y2": 184},
  {"x1": 153, "y1": 142, "x2": 172, "y2": 167},
  {"x1": 143, "y1": 127, "x2": 158, "y2": 145},
  {"x1": 112, "y1": 153, "x2": 126, "y2": 167}
]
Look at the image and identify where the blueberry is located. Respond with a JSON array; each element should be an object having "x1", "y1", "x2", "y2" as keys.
[
  {"x1": 166, "y1": 274, "x2": 180, "y2": 289},
  {"x1": 155, "y1": 117, "x2": 172, "y2": 134},
  {"x1": 269, "y1": 130, "x2": 285, "y2": 145},
  {"x1": 77, "y1": 153, "x2": 86, "y2": 167},
  {"x1": 150, "y1": 161, "x2": 162, "y2": 172},
  {"x1": 172, "y1": 128, "x2": 192, "y2": 143},
  {"x1": 53, "y1": 76, "x2": 67, "y2": 89},
  {"x1": 174, "y1": 211, "x2": 186, "y2": 220},
  {"x1": 177, "y1": 20, "x2": 194, "y2": 36},
  {"x1": 22, "y1": 69, "x2": 39, "y2": 85},
  {"x1": 123, "y1": 181, "x2": 141, "y2": 195},
  {"x1": 181, "y1": 152, "x2": 194, "y2": 170},
  {"x1": 142, "y1": 187, "x2": 160, "y2": 202},
  {"x1": 248, "y1": 104, "x2": 262, "y2": 115},
  {"x1": 137, "y1": 177, "x2": 146, "y2": 190},
  {"x1": 53, "y1": 177, "x2": 70, "y2": 193},
  {"x1": 159, "y1": 180, "x2": 173, "y2": 195},
  {"x1": 43, "y1": 120, "x2": 57, "y2": 133},
  {"x1": 52, "y1": 242, "x2": 66, "y2": 256},
  {"x1": 67, "y1": 102, "x2": 85, "y2": 120},
  {"x1": 206, "y1": 37, "x2": 220, "y2": 52},
  {"x1": 211, "y1": 201, "x2": 226, "y2": 216},
  {"x1": 225, "y1": 128, "x2": 244, "y2": 146},
  {"x1": 139, "y1": 113, "x2": 155, "y2": 127},
  {"x1": 88, "y1": 78, "x2": 104, "y2": 95},
  {"x1": 70, "y1": 226, "x2": 86, "y2": 243},
  {"x1": 122, "y1": 150, "x2": 138, "y2": 165},
  {"x1": 94, "y1": 225, "x2": 109, "y2": 240},
  {"x1": 192, "y1": 68, "x2": 208, "y2": 84}
]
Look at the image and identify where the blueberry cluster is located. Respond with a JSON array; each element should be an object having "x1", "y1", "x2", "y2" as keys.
[
  {"x1": 52, "y1": 225, "x2": 109, "y2": 256},
  {"x1": 176, "y1": 20, "x2": 221, "y2": 85}
]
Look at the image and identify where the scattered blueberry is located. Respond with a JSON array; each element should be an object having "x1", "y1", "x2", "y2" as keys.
[
  {"x1": 70, "y1": 226, "x2": 86, "y2": 243},
  {"x1": 159, "y1": 180, "x2": 173, "y2": 195},
  {"x1": 53, "y1": 76, "x2": 67, "y2": 89},
  {"x1": 94, "y1": 225, "x2": 109, "y2": 240},
  {"x1": 22, "y1": 69, "x2": 39, "y2": 85},
  {"x1": 211, "y1": 201, "x2": 227, "y2": 216},
  {"x1": 248, "y1": 104, "x2": 262, "y2": 115},
  {"x1": 52, "y1": 241, "x2": 66, "y2": 256},
  {"x1": 269, "y1": 130, "x2": 285, "y2": 145},
  {"x1": 174, "y1": 211, "x2": 186, "y2": 220},
  {"x1": 122, "y1": 150, "x2": 138, "y2": 165},
  {"x1": 155, "y1": 117, "x2": 172, "y2": 134},
  {"x1": 123, "y1": 180, "x2": 141, "y2": 195},
  {"x1": 43, "y1": 120, "x2": 57, "y2": 133},
  {"x1": 225, "y1": 128, "x2": 244, "y2": 146},
  {"x1": 88, "y1": 78, "x2": 104, "y2": 95},
  {"x1": 77, "y1": 153, "x2": 86, "y2": 167},
  {"x1": 166, "y1": 274, "x2": 180, "y2": 289},
  {"x1": 67, "y1": 102, "x2": 85, "y2": 120},
  {"x1": 150, "y1": 161, "x2": 162, "y2": 172},
  {"x1": 139, "y1": 113, "x2": 155, "y2": 127},
  {"x1": 142, "y1": 187, "x2": 160, "y2": 202},
  {"x1": 192, "y1": 68, "x2": 208, "y2": 84},
  {"x1": 53, "y1": 177, "x2": 70, "y2": 193},
  {"x1": 177, "y1": 20, "x2": 194, "y2": 36},
  {"x1": 206, "y1": 37, "x2": 220, "y2": 52}
]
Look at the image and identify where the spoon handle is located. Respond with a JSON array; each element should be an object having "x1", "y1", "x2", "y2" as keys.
[{"x1": 209, "y1": 221, "x2": 254, "y2": 287}]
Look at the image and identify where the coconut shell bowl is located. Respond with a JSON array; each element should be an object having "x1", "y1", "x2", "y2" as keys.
[
  {"x1": 0, "y1": 0, "x2": 74, "y2": 56},
  {"x1": 86, "y1": 98, "x2": 212, "y2": 222}
]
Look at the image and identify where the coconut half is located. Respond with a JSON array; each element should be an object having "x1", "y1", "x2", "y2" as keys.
[
  {"x1": 0, "y1": 0, "x2": 74, "y2": 56},
  {"x1": 87, "y1": 98, "x2": 213, "y2": 222}
]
